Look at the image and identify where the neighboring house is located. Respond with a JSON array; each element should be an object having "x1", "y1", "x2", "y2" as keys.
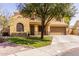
[
  {"x1": 66, "y1": 27, "x2": 73, "y2": 35},
  {"x1": 8, "y1": 11, "x2": 68, "y2": 36},
  {"x1": 72, "y1": 20, "x2": 79, "y2": 35}
]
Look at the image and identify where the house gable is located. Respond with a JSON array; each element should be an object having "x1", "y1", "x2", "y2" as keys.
[{"x1": 9, "y1": 13, "x2": 30, "y2": 35}]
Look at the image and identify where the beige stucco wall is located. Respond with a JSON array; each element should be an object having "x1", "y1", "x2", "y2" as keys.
[{"x1": 9, "y1": 15, "x2": 30, "y2": 35}]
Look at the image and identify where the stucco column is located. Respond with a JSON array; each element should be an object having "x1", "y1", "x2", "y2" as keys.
[
  {"x1": 34, "y1": 25, "x2": 38, "y2": 35},
  {"x1": 47, "y1": 25, "x2": 50, "y2": 35}
]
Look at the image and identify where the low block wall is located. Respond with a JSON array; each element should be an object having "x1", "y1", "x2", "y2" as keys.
[{"x1": 10, "y1": 33, "x2": 28, "y2": 37}]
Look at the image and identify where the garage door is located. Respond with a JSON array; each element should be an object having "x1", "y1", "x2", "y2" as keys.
[{"x1": 50, "y1": 27, "x2": 66, "y2": 35}]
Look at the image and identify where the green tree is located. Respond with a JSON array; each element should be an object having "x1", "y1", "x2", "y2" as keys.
[
  {"x1": 0, "y1": 10, "x2": 9, "y2": 34},
  {"x1": 18, "y1": 3, "x2": 77, "y2": 39},
  {"x1": 64, "y1": 17, "x2": 71, "y2": 24},
  {"x1": 0, "y1": 16, "x2": 8, "y2": 33}
]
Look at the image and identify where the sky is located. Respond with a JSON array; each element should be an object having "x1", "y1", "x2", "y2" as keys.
[
  {"x1": 69, "y1": 3, "x2": 79, "y2": 27},
  {"x1": 0, "y1": 3, "x2": 19, "y2": 17},
  {"x1": 0, "y1": 3, "x2": 79, "y2": 27}
]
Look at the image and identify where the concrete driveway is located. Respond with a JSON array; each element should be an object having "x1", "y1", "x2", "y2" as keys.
[{"x1": 8, "y1": 35, "x2": 79, "y2": 56}]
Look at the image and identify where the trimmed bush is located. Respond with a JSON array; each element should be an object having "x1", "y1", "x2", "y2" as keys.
[{"x1": 0, "y1": 37, "x2": 5, "y2": 43}]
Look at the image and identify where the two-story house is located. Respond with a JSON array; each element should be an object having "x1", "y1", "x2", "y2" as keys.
[{"x1": 8, "y1": 11, "x2": 68, "y2": 36}]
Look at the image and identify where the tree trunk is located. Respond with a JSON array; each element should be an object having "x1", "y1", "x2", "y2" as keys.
[
  {"x1": 41, "y1": 20, "x2": 45, "y2": 39},
  {"x1": 41, "y1": 27, "x2": 44, "y2": 39}
]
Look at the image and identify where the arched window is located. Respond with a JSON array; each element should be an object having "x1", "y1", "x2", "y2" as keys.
[{"x1": 16, "y1": 23, "x2": 24, "y2": 32}]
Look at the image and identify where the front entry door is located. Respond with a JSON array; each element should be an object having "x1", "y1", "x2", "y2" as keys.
[{"x1": 30, "y1": 25, "x2": 34, "y2": 35}]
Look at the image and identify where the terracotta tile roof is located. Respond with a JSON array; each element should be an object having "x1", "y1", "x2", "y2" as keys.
[{"x1": 30, "y1": 20, "x2": 68, "y2": 27}]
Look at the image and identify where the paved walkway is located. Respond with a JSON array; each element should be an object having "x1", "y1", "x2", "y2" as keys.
[
  {"x1": 0, "y1": 42, "x2": 33, "y2": 56},
  {"x1": 8, "y1": 35, "x2": 79, "y2": 56}
]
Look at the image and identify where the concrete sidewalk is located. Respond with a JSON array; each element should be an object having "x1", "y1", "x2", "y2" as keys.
[{"x1": 8, "y1": 35, "x2": 79, "y2": 56}]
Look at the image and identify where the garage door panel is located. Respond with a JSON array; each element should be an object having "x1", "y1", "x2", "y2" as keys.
[{"x1": 50, "y1": 27, "x2": 66, "y2": 35}]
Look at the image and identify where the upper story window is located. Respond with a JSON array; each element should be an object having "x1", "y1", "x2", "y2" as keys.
[
  {"x1": 31, "y1": 12, "x2": 36, "y2": 20},
  {"x1": 31, "y1": 15, "x2": 36, "y2": 20},
  {"x1": 31, "y1": 17, "x2": 35, "y2": 20},
  {"x1": 16, "y1": 23, "x2": 24, "y2": 32}
]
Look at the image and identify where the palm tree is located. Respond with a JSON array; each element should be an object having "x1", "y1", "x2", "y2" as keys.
[{"x1": 18, "y1": 3, "x2": 77, "y2": 39}]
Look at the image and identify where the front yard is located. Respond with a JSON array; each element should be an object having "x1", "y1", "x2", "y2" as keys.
[{"x1": 7, "y1": 36, "x2": 52, "y2": 48}]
